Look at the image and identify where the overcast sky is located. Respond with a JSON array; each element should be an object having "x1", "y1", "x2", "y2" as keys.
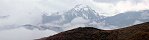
[
  {"x1": 92, "y1": 0, "x2": 149, "y2": 16},
  {"x1": 0, "y1": 0, "x2": 149, "y2": 27}
]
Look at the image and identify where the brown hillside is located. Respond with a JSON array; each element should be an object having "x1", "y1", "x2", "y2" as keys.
[{"x1": 37, "y1": 22, "x2": 149, "y2": 40}]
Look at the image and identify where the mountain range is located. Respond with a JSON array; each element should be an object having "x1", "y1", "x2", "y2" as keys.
[
  {"x1": 22, "y1": 5, "x2": 149, "y2": 32},
  {"x1": 37, "y1": 22, "x2": 149, "y2": 40}
]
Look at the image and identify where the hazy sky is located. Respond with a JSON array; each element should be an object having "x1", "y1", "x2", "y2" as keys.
[
  {"x1": 92, "y1": 0, "x2": 149, "y2": 16},
  {"x1": 93, "y1": 0, "x2": 142, "y2": 3},
  {"x1": 0, "y1": 0, "x2": 149, "y2": 27}
]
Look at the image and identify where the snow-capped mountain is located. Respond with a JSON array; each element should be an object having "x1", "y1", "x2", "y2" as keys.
[
  {"x1": 23, "y1": 5, "x2": 105, "y2": 31},
  {"x1": 23, "y1": 5, "x2": 149, "y2": 31},
  {"x1": 42, "y1": 5, "x2": 104, "y2": 25}
]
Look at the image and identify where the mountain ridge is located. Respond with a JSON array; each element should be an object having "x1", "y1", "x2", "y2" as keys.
[
  {"x1": 37, "y1": 22, "x2": 149, "y2": 40},
  {"x1": 22, "y1": 5, "x2": 149, "y2": 32}
]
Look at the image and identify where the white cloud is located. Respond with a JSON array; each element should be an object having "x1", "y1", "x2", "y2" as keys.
[
  {"x1": 94, "y1": 0, "x2": 124, "y2": 3},
  {"x1": 93, "y1": 0, "x2": 142, "y2": 3},
  {"x1": 71, "y1": 17, "x2": 89, "y2": 24},
  {"x1": 0, "y1": 0, "x2": 43, "y2": 27},
  {"x1": 92, "y1": 0, "x2": 149, "y2": 16},
  {"x1": 0, "y1": 0, "x2": 78, "y2": 27},
  {"x1": 115, "y1": 1, "x2": 149, "y2": 12},
  {"x1": 39, "y1": 0, "x2": 78, "y2": 13},
  {"x1": 0, "y1": 0, "x2": 94, "y2": 28},
  {"x1": 0, "y1": 27, "x2": 57, "y2": 40},
  {"x1": 0, "y1": 0, "x2": 149, "y2": 28}
]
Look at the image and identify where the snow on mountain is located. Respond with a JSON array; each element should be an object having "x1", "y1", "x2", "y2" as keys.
[
  {"x1": 71, "y1": 17, "x2": 89, "y2": 24},
  {"x1": 42, "y1": 4, "x2": 103, "y2": 24},
  {"x1": 1, "y1": 0, "x2": 149, "y2": 40},
  {"x1": 33, "y1": 4, "x2": 105, "y2": 31},
  {"x1": 19, "y1": 4, "x2": 149, "y2": 31},
  {"x1": 102, "y1": 10, "x2": 149, "y2": 28},
  {"x1": 21, "y1": 4, "x2": 149, "y2": 31}
]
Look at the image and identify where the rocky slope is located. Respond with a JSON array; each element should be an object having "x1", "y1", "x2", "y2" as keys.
[{"x1": 37, "y1": 22, "x2": 149, "y2": 40}]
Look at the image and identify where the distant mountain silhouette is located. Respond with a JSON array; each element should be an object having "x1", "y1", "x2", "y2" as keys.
[
  {"x1": 103, "y1": 10, "x2": 149, "y2": 27},
  {"x1": 37, "y1": 22, "x2": 149, "y2": 40}
]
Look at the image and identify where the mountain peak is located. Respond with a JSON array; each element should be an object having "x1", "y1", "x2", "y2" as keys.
[{"x1": 73, "y1": 4, "x2": 91, "y2": 11}]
